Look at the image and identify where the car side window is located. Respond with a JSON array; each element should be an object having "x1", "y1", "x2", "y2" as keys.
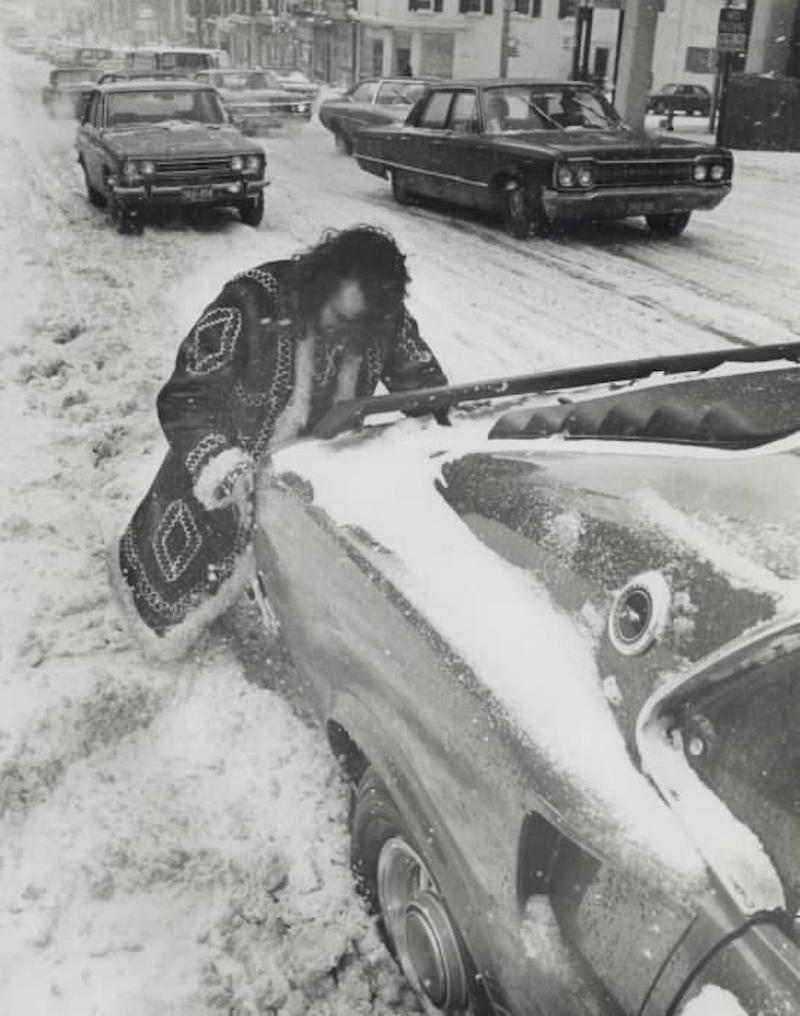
[
  {"x1": 86, "y1": 92, "x2": 101, "y2": 127},
  {"x1": 351, "y1": 81, "x2": 377, "y2": 103},
  {"x1": 418, "y1": 91, "x2": 454, "y2": 129},
  {"x1": 448, "y1": 91, "x2": 478, "y2": 133}
]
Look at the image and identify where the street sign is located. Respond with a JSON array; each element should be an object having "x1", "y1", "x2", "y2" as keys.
[{"x1": 717, "y1": 7, "x2": 747, "y2": 53}]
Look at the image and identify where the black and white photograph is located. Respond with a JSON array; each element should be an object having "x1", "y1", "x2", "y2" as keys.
[{"x1": 0, "y1": 0, "x2": 798, "y2": 1013}]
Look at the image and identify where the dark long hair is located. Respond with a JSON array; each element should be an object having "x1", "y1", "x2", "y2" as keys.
[{"x1": 291, "y1": 225, "x2": 411, "y2": 325}]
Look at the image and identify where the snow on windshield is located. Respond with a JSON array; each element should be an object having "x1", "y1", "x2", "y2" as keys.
[{"x1": 271, "y1": 418, "x2": 707, "y2": 891}]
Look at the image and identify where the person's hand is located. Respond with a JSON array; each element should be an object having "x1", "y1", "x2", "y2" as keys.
[{"x1": 213, "y1": 462, "x2": 255, "y2": 515}]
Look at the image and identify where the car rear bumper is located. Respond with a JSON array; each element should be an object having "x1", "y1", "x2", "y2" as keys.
[
  {"x1": 111, "y1": 178, "x2": 268, "y2": 206},
  {"x1": 542, "y1": 183, "x2": 731, "y2": 220}
]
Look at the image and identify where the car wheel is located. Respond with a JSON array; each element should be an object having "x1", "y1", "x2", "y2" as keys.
[
  {"x1": 110, "y1": 197, "x2": 143, "y2": 236},
  {"x1": 334, "y1": 129, "x2": 353, "y2": 156},
  {"x1": 351, "y1": 767, "x2": 491, "y2": 1016},
  {"x1": 239, "y1": 191, "x2": 264, "y2": 227},
  {"x1": 646, "y1": 211, "x2": 691, "y2": 237},
  {"x1": 502, "y1": 184, "x2": 548, "y2": 240},
  {"x1": 81, "y1": 161, "x2": 106, "y2": 208},
  {"x1": 391, "y1": 169, "x2": 413, "y2": 205}
]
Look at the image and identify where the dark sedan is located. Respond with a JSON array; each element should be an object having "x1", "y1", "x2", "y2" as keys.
[
  {"x1": 75, "y1": 80, "x2": 268, "y2": 234},
  {"x1": 252, "y1": 341, "x2": 800, "y2": 1016},
  {"x1": 354, "y1": 79, "x2": 732, "y2": 238},
  {"x1": 648, "y1": 83, "x2": 712, "y2": 117},
  {"x1": 318, "y1": 76, "x2": 431, "y2": 154},
  {"x1": 194, "y1": 68, "x2": 313, "y2": 134}
]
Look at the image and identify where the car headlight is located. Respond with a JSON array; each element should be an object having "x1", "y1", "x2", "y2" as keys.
[
  {"x1": 294, "y1": 103, "x2": 309, "y2": 113},
  {"x1": 245, "y1": 154, "x2": 262, "y2": 175},
  {"x1": 709, "y1": 162, "x2": 725, "y2": 181},
  {"x1": 230, "y1": 155, "x2": 244, "y2": 172},
  {"x1": 576, "y1": 165, "x2": 594, "y2": 188},
  {"x1": 693, "y1": 162, "x2": 709, "y2": 182},
  {"x1": 122, "y1": 160, "x2": 140, "y2": 181},
  {"x1": 557, "y1": 165, "x2": 576, "y2": 188},
  {"x1": 140, "y1": 160, "x2": 155, "y2": 176}
]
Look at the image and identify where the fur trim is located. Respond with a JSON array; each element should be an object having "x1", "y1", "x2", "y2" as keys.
[
  {"x1": 108, "y1": 535, "x2": 254, "y2": 663},
  {"x1": 194, "y1": 447, "x2": 254, "y2": 511},
  {"x1": 269, "y1": 336, "x2": 314, "y2": 451}
]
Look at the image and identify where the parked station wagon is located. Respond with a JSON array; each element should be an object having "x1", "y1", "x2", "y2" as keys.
[
  {"x1": 354, "y1": 79, "x2": 733, "y2": 238},
  {"x1": 251, "y1": 342, "x2": 800, "y2": 1016},
  {"x1": 194, "y1": 68, "x2": 313, "y2": 134},
  {"x1": 76, "y1": 80, "x2": 267, "y2": 234},
  {"x1": 318, "y1": 76, "x2": 432, "y2": 154}
]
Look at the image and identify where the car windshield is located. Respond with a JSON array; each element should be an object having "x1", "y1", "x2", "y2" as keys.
[
  {"x1": 376, "y1": 81, "x2": 428, "y2": 106},
  {"x1": 482, "y1": 85, "x2": 619, "y2": 133},
  {"x1": 213, "y1": 71, "x2": 281, "y2": 91},
  {"x1": 105, "y1": 88, "x2": 225, "y2": 128},
  {"x1": 679, "y1": 647, "x2": 800, "y2": 913}
]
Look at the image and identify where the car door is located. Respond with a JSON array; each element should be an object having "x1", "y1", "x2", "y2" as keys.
[
  {"x1": 405, "y1": 88, "x2": 456, "y2": 199},
  {"x1": 438, "y1": 88, "x2": 494, "y2": 210},
  {"x1": 338, "y1": 79, "x2": 378, "y2": 136}
]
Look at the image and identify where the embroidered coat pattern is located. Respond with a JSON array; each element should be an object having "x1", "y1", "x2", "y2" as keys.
[{"x1": 117, "y1": 259, "x2": 448, "y2": 657}]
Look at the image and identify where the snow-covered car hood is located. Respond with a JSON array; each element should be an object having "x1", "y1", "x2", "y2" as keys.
[{"x1": 101, "y1": 123, "x2": 260, "y2": 157}]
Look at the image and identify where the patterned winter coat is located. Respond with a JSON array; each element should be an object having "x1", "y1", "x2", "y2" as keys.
[{"x1": 116, "y1": 259, "x2": 448, "y2": 659}]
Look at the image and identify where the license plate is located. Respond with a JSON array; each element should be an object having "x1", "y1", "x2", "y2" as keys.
[
  {"x1": 626, "y1": 198, "x2": 661, "y2": 215},
  {"x1": 182, "y1": 185, "x2": 214, "y2": 202}
]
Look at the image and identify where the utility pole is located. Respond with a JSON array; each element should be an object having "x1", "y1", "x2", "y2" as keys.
[{"x1": 613, "y1": 0, "x2": 659, "y2": 129}]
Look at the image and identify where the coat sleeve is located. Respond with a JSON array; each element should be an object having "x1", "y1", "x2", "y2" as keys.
[
  {"x1": 381, "y1": 307, "x2": 448, "y2": 393},
  {"x1": 156, "y1": 275, "x2": 269, "y2": 509}
]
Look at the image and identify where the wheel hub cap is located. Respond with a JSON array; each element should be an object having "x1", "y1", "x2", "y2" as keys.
[{"x1": 377, "y1": 838, "x2": 469, "y2": 1012}]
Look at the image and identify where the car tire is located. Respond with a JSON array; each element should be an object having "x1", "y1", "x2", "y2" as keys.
[
  {"x1": 239, "y1": 192, "x2": 265, "y2": 227},
  {"x1": 110, "y1": 197, "x2": 143, "y2": 236},
  {"x1": 334, "y1": 129, "x2": 353, "y2": 156},
  {"x1": 646, "y1": 211, "x2": 691, "y2": 237},
  {"x1": 502, "y1": 184, "x2": 548, "y2": 240},
  {"x1": 391, "y1": 169, "x2": 412, "y2": 205},
  {"x1": 351, "y1": 767, "x2": 491, "y2": 1016},
  {"x1": 81, "y1": 161, "x2": 106, "y2": 208}
]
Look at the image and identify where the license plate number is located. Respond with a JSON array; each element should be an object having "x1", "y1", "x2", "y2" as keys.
[
  {"x1": 182, "y1": 185, "x2": 214, "y2": 202},
  {"x1": 627, "y1": 198, "x2": 661, "y2": 215}
]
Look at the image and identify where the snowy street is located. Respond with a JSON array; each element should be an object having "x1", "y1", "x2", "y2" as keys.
[{"x1": 0, "y1": 39, "x2": 799, "y2": 1015}]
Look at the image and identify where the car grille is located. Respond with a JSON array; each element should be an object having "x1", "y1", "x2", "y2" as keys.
[
  {"x1": 593, "y1": 159, "x2": 695, "y2": 188},
  {"x1": 153, "y1": 156, "x2": 236, "y2": 182}
]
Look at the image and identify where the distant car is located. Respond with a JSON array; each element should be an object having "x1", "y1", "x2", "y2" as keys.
[
  {"x1": 354, "y1": 79, "x2": 733, "y2": 238},
  {"x1": 95, "y1": 69, "x2": 194, "y2": 85},
  {"x1": 318, "y1": 77, "x2": 431, "y2": 154},
  {"x1": 252, "y1": 341, "x2": 800, "y2": 1016},
  {"x1": 194, "y1": 68, "x2": 313, "y2": 134},
  {"x1": 41, "y1": 65, "x2": 97, "y2": 117},
  {"x1": 266, "y1": 68, "x2": 319, "y2": 104},
  {"x1": 647, "y1": 83, "x2": 712, "y2": 117},
  {"x1": 75, "y1": 80, "x2": 268, "y2": 234}
]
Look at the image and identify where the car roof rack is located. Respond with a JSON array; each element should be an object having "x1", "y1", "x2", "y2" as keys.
[{"x1": 311, "y1": 341, "x2": 800, "y2": 439}]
